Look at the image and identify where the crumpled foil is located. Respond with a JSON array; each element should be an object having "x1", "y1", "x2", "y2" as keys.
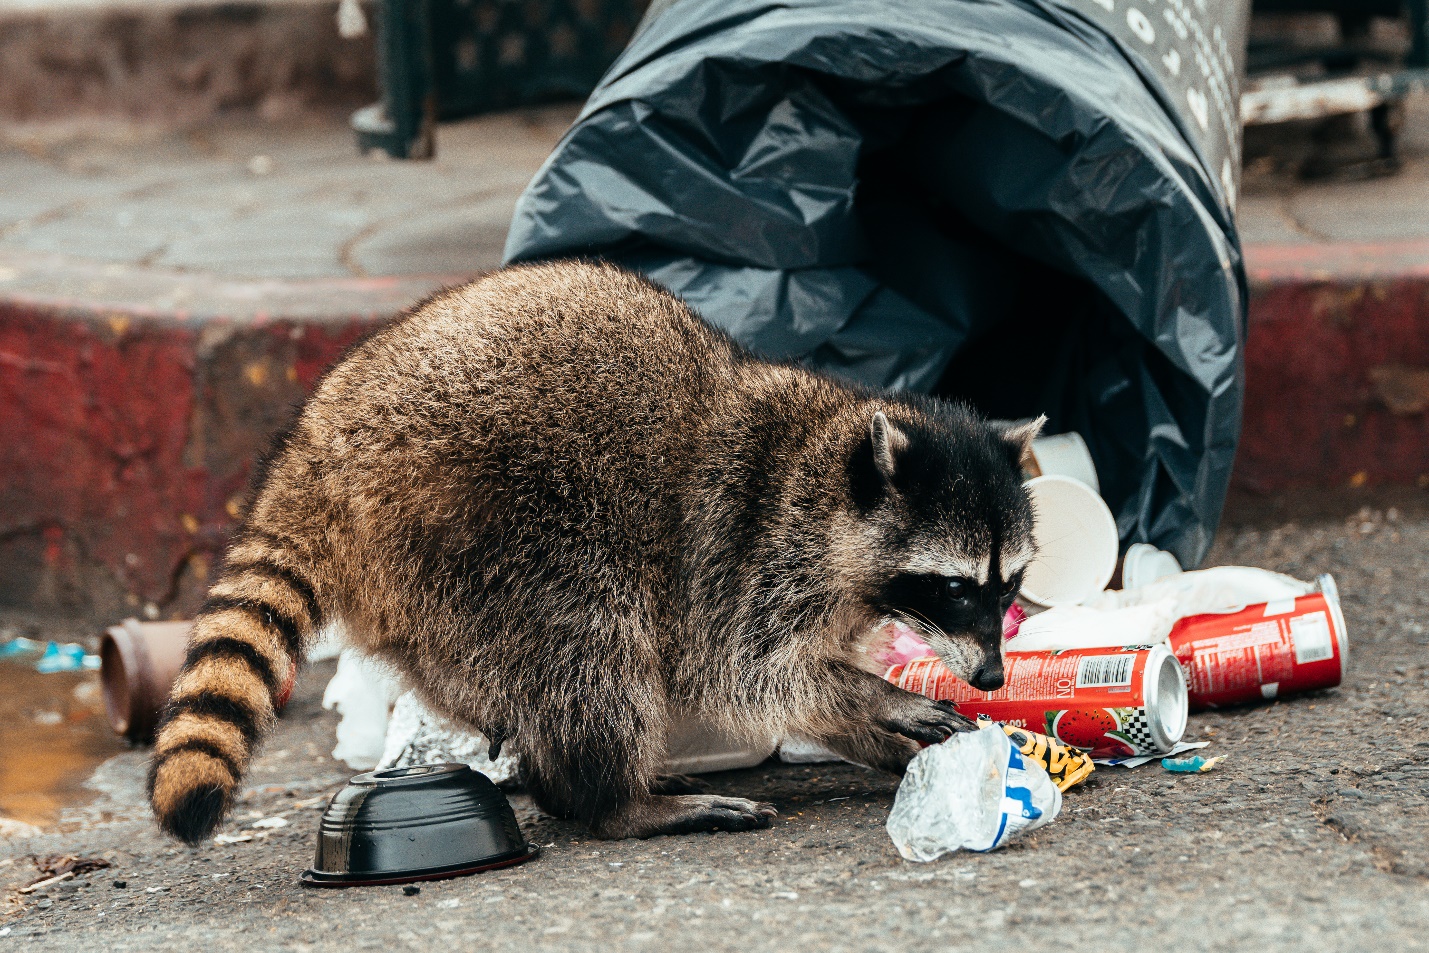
[{"x1": 376, "y1": 691, "x2": 521, "y2": 785}]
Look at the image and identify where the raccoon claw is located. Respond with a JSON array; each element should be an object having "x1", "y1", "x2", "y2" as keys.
[
  {"x1": 486, "y1": 726, "x2": 507, "y2": 761},
  {"x1": 885, "y1": 697, "x2": 976, "y2": 744}
]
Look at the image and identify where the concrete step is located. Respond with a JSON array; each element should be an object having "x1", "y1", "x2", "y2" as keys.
[{"x1": 0, "y1": 0, "x2": 375, "y2": 121}]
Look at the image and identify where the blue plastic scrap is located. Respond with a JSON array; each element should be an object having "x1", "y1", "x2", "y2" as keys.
[
  {"x1": 1162, "y1": 755, "x2": 1224, "y2": 774},
  {"x1": 33, "y1": 641, "x2": 101, "y2": 674},
  {"x1": 0, "y1": 636, "x2": 41, "y2": 658}
]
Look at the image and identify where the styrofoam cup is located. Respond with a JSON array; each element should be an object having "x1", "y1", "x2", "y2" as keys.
[
  {"x1": 1028, "y1": 432, "x2": 1099, "y2": 492},
  {"x1": 1020, "y1": 475, "x2": 1119, "y2": 607}
]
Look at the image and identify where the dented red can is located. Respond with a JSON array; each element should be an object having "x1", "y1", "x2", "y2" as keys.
[
  {"x1": 885, "y1": 644, "x2": 1188, "y2": 758},
  {"x1": 1168, "y1": 574, "x2": 1347, "y2": 710}
]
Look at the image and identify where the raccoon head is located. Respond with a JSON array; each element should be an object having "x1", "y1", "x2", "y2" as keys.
[{"x1": 845, "y1": 405, "x2": 1042, "y2": 692}]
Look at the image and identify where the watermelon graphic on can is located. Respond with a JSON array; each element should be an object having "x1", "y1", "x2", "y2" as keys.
[{"x1": 885, "y1": 644, "x2": 1188, "y2": 758}]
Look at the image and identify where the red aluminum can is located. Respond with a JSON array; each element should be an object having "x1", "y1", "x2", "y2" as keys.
[
  {"x1": 885, "y1": 644, "x2": 1188, "y2": 758},
  {"x1": 1168, "y1": 574, "x2": 1347, "y2": 710}
]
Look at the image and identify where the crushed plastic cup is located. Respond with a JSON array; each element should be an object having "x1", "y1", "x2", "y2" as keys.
[{"x1": 885, "y1": 724, "x2": 1061, "y2": 861}]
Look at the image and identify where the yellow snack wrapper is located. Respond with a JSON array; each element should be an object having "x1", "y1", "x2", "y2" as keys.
[{"x1": 988, "y1": 719, "x2": 1096, "y2": 792}]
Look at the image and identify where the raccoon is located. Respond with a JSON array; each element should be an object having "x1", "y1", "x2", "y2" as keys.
[{"x1": 148, "y1": 260, "x2": 1041, "y2": 844}]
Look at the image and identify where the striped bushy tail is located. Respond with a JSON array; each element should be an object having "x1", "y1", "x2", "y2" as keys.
[{"x1": 148, "y1": 535, "x2": 322, "y2": 844}]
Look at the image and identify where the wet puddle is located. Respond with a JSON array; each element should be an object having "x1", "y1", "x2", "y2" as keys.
[{"x1": 0, "y1": 659, "x2": 126, "y2": 828}]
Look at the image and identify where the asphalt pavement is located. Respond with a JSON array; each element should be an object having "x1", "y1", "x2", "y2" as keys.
[{"x1": 2, "y1": 491, "x2": 1428, "y2": 952}]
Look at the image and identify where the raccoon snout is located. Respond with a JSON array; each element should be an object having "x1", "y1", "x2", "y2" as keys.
[{"x1": 969, "y1": 660, "x2": 1004, "y2": 692}]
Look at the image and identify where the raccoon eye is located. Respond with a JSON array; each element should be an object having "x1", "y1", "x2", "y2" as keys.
[
  {"x1": 946, "y1": 578, "x2": 972, "y2": 601},
  {"x1": 1001, "y1": 572, "x2": 1024, "y2": 600}
]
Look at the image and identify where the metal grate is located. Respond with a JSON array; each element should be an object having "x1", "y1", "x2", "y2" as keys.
[{"x1": 431, "y1": 0, "x2": 647, "y2": 118}]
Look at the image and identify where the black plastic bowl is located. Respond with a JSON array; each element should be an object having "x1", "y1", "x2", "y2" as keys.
[{"x1": 302, "y1": 763, "x2": 538, "y2": 887}]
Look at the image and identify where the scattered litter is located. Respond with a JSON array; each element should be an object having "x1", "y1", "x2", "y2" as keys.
[
  {"x1": 18, "y1": 871, "x2": 74, "y2": 894},
  {"x1": 322, "y1": 649, "x2": 405, "y2": 769},
  {"x1": 34, "y1": 641, "x2": 100, "y2": 674},
  {"x1": 777, "y1": 735, "x2": 842, "y2": 764},
  {"x1": 887, "y1": 644, "x2": 1187, "y2": 758},
  {"x1": 378, "y1": 689, "x2": 520, "y2": 782},
  {"x1": 113, "y1": 880, "x2": 127, "y2": 889},
  {"x1": 336, "y1": 0, "x2": 368, "y2": 38},
  {"x1": 1163, "y1": 755, "x2": 1225, "y2": 774},
  {"x1": 1169, "y1": 578, "x2": 1346, "y2": 709},
  {"x1": 770, "y1": 891, "x2": 798, "y2": 900},
  {"x1": 1121, "y1": 543, "x2": 1184, "y2": 590},
  {"x1": 0, "y1": 818, "x2": 41, "y2": 838},
  {"x1": 1098, "y1": 740, "x2": 1210, "y2": 768},
  {"x1": 0, "y1": 636, "x2": 41, "y2": 658},
  {"x1": 20, "y1": 855, "x2": 112, "y2": 891},
  {"x1": 437, "y1": 898, "x2": 460, "y2": 909},
  {"x1": 250, "y1": 816, "x2": 288, "y2": 829},
  {"x1": 1002, "y1": 603, "x2": 1027, "y2": 640},
  {"x1": 886, "y1": 724, "x2": 1061, "y2": 861},
  {"x1": 997, "y1": 722, "x2": 1095, "y2": 792},
  {"x1": 402, "y1": 885, "x2": 421, "y2": 896},
  {"x1": 213, "y1": 833, "x2": 254, "y2": 845}
]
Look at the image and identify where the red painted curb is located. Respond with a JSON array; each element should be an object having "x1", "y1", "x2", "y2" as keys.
[
  {"x1": 1, "y1": 242, "x2": 1426, "y2": 619},
  {"x1": 1241, "y1": 240, "x2": 1429, "y2": 495}
]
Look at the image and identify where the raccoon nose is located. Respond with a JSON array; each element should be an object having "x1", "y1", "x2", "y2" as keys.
[{"x1": 970, "y1": 662, "x2": 1004, "y2": 692}]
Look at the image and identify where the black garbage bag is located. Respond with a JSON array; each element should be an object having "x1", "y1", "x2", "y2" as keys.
[{"x1": 504, "y1": 0, "x2": 1250, "y2": 568}]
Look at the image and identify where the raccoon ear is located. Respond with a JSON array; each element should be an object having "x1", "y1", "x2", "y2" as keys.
[
  {"x1": 869, "y1": 411, "x2": 908, "y2": 481},
  {"x1": 997, "y1": 415, "x2": 1047, "y2": 472}
]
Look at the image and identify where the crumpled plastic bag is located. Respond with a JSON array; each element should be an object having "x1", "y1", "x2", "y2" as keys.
[{"x1": 886, "y1": 725, "x2": 1061, "y2": 861}]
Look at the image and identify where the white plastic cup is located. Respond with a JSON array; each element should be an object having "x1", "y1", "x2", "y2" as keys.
[
  {"x1": 1020, "y1": 475, "x2": 1119, "y2": 608},
  {"x1": 1027, "y1": 432, "x2": 1099, "y2": 493},
  {"x1": 1121, "y1": 542, "x2": 1184, "y2": 590}
]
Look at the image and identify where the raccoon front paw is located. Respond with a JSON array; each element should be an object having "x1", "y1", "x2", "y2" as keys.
[{"x1": 883, "y1": 695, "x2": 976, "y2": 744}]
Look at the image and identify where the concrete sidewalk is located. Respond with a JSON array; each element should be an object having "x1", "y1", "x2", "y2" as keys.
[{"x1": 1, "y1": 100, "x2": 1428, "y2": 619}]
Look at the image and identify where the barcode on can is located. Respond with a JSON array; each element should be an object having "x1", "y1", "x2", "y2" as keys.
[
  {"x1": 1289, "y1": 611, "x2": 1334, "y2": 664},
  {"x1": 1075, "y1": 654, "x2": 1135, "y2": 689}
]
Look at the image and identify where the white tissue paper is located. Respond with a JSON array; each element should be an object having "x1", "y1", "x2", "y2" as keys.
[
  {"x1": 886, "y1": 725, "x2": 1062, "y2": 861},
  {"x1": 321, "y1": 648, "x2": 405, "y2": 769},
  {"x1": 1005, "y1": 565, "x2": 1317, "y2": 654}
]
